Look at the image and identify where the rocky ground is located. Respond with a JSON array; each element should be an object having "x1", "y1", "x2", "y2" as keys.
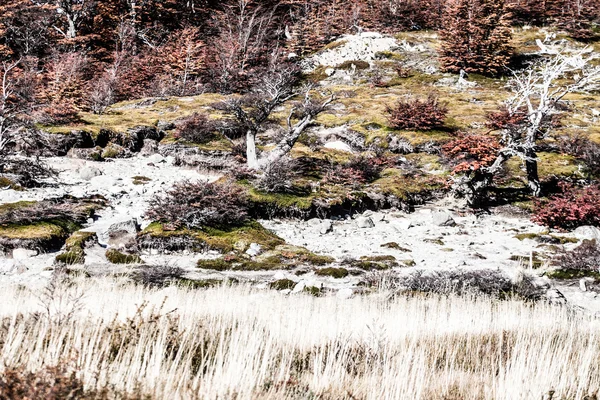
[
  {"x1": 1, "y1": 30, "x2": 599, "y2": 315},
  {"x1": 1, "y1": 153, "x2": 599, "y2": 314}
]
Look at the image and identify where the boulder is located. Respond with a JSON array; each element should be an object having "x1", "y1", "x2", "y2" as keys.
[
  {"x1": 246, "y1": 243, "x2": 262, "y2": 257},
  {"x1": 101, "y1": 143, "x2": 129, "y2": 159},
  {"x1": 319, "y1": 220, "x2": 333, "y2": 235},
  {"x1": 573, "y1": 226, "x2": 600, "y2": 241},
  {"x1": 95, "y1": 218, "x2": 139, "y2": 246},
  {"x1": 68, "y1": 147, "x2": 104, "y2": 161},
  {"x1": 356, "y1": 216, "x2": 375, "y2": 229},
  {"x1": 140, "y1": 139, "x2": 159, "y2": 156},
  {"x1": 79, "y1": 166, "x2": 102, "y2": 181},
  {"x1": 12, "y1": 248, "x2": 38, "y2": 260},
  {"x1": 323, "y1": 141, "x2": 353, "y2": 153},
  {"x1": 432, "y1": 211, "x2": 456, "y2": 227}
]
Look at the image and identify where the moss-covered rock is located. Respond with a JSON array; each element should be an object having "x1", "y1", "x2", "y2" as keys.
[
  {"x1": 270, "y1": 279, "x2": 297, "y2": 290},
  {"x1": 106, "y1": 249, "x2": 143, "y2": 264},
  {"x1": 315, "y1": 267, "x2": 349, "y2": 278},
  {"x1": 55, "y1": 231, "x2": 97, "y2": 265},
  {"x1": 138, "y1": 220, "x2": 285, "y2": 254},
  {"x1": 0, "y1": 197, "x2": 105, "y2": 254},
  {"x1": 380, "y1": 242, "x2": 412, "y2": 252},
  {"x1": 349, "y1": 255, "x2": 399, "y2": 271},
  {"x1": 132, "y1": 176, "x2": 152, "y2": 185},
  {"x1": 546, "y1": 269, "x2": 600, "y2": 280}
]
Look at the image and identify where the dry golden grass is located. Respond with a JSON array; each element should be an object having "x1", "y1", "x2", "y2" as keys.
[{"x1": 1, "y1": 278, "x2": 599, "y2": 399}]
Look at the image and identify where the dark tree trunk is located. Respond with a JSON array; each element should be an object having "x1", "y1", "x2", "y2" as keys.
[{"x1": 525, "y1": 150, "x2": 541, "y2": 197}]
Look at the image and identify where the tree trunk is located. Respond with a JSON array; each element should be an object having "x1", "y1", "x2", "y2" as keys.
[
  {"x1": 525, "y1": 150, "x2": 541, "y2": 197},
  {"x1": 246, "y1": 129, "x2": 258, "y2": 169}
]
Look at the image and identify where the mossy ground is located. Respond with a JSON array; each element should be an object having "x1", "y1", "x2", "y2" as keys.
[
  {"x1": 196, "y1": 243, "x2": 335, "y2": 272},
  {"x1": 106, "y1": 249, "x2": 143, "y2": 264},
  {"x1": 55, "y1": 231, "x2": 97, "y2": 265},
  {"x1": 142, "y1": 220, "x2": 285, "y2": 254}
]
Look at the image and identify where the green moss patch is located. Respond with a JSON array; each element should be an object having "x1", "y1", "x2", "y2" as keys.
[
  {"x1": 106, "y1": 249, "x2": 143, "y2": 264},
  {"x1": 380, "y1": 242, "x2": 412, "y2": 252},
  {"x1": 55, "y1": 231, "x2": 97, "y2": 265},
  {"x1": 348, "y1": 255, "x2": 399, "y2": 271},
  {"x1": 269, "y1": 279, "x2": 297, "y2": 290},
  {"x1": 140, "y1": 220, "x2": 285, "y2": 254},
  {"x1": 546, "y1": 269, "x2": 600, "y2": 280},
  {"x1": 315, "y1": 267, "x2": 349, "y2": 278},
  {"x1": 132, "y1": 176, "x2": 152, "y2": 185}
]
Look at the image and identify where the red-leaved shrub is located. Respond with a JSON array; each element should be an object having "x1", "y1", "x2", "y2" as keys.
[
  {"x1": 442, "y1": 134, "x2": 501, "y2": 173},
  {"x1": 386, "y1": 96, "x2": 448, "y2": 130},
  {"x1": 146, "y1": 180, "x2": 249, "y2": 229},
  {"x1": 324, "y1": 156, "x2": 390, "y2": 188},
  {"x1": 174, "y1": 113, "x2": 218, "y2": 144},
  {"x1": 532, "y1": 183, "x2": 600, "y2": 230}
]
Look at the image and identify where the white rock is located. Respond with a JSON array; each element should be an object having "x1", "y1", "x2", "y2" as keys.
[
  {"x1": 356, "y1": 216, "x2": 375, "y2": 229},
  {"x1": 580, "y1": 278, "x2": 588, "y2": 292},
  {"x1": 432, "y1": 211, "x2": 456, "y2": 227},
  {"x1": 573, "y1": 226, "x2": 600, "y2": 241},
  {"x1": 93, "y1": 218, "x2": 139, "y2": 246},
  {"x1": 147, "y1": 154, "x2": 165, "y2": 164},
  {"x1": 12, "y1": 248, "x2": 38, "y2": 260},
  {"x1": 79, "y1": 166, "x2": 102, "y2": 180},
  {"x1": 292, "y1": 281, "x2": 306, "y2": 293},
  {"x1": 393, "y1": 218, "x2": 413, "y2": 230},
  {"x1": 246, "y1": 243, "x2": 262, "y2": 257},
  {"x1": 319, "y1": 220, "x2": 333, "y2": 235},
  {"x1": 273, "y1": 271, "x2": 286, "y2": 280},
  {"x1": 325, "y1": 68, "x2": 336, "y2": 77},
  {"x1": 323, "y1": 141, "x2": 353, "y2": 153}
]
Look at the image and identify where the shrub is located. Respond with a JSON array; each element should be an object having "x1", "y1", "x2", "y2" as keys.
[
  {"x1": 386, "y1": 96, "x2": 448, "y2": 130},
  {"x1": 174, "y1": 113, "x2": 217, "y2": 144},
  {"x1": 553, "y1": 240, "x2": 600, "y2": 274},
  {"x1": 324, "y1": 156, "x2": 389, "y2": 187},
  {"x1": 442, "y1": 134, "x2": 501, "y2": 174},
  {"x1": 256, "y1": 157, "x2": 299, "y2": 194},
  {"x1": 146, "y1": 180, "x2": 249, "y2": 229},
  {"x1": 372, "y1": 268, "x2": 546, "y2": 300},
  {"x1": 532, "y1": 183, "x2": 600, "y2": 230},
  {"x1": 557, "y1": 133, "x2": 600, "y2": 177}
]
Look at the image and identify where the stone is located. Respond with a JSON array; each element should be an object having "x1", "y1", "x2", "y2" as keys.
[
  {"x1": 394, "y1": 218, "x2": 413, "y2": 230},
  {"x1": 12, "y1": 248, "x2": 38, "y2": 260},
  {"x1": 325, "y1": 68, "x2": 336, "y2": 76},
  {"x1": 147, "y1": 153, "x2": 165, "y2": 164},
  {"x1": 95, "y1": 218, "x2": 139, "y2": 246},
  {"x1": 356, "y1": 217, "x2": 375, "y2": 229},
  {"x1": 580, "y1": 278, "x2": 588, "y2": 292},
  {"x1": 308, "y1": 218, "x2": 322, "y2": 226},
  {"x1": 292, "y1": 281, "x2": 306, "y2": 293},
  {"x1": 432, "y1": 211, "x2": 456, "y2": 227},
  {"x1": 68, "y1": 146, "x2": 104, "y2": 161},
  {"x1": 319, "y1": 220, "x2": 333, "y2": 235},
  {"x1": 323, "y1": 141, "x2": 353, "y2": 153},
  {"x1": 246, "y1": 243, "x2": 262, "y2": 257},
  {"x1": 140, "y1": 139, "x2": 159, "y2": 156},
  {"x1": 573, "y1": 226, "x2": 600, "y2": 241},
  {"x1": 79, "y1": 166, "x2": 102, "y2": 180}
]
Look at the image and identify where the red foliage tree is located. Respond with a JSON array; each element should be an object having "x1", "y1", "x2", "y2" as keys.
[
  {"x1": 439, "y1": 0, "x2": 513, "y2": 76},
  {"x1": 442, "y1": 134, "x2": 502, "y2": 174}
]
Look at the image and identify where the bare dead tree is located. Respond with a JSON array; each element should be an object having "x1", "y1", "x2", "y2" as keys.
[
  {"x1": 0, "y1": 59, "x2": 22, "y2": 157},
  {"x1": 454, "y1": 43, "x2": 600, "y2": 207},
  {"x1": 220, "y1": 65, "x2": 334, "y2": 169}
]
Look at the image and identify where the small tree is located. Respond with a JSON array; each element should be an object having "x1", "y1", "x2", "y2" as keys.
[
  {"x1": 453, "y1": 44, "x2": 600, "y2": 207},
  {"x1": 439, "y1": 0, "x2": 513, "y2": 76},
  {"x1": 219, "y1": 65, "x2": 334, "y2": 170}
]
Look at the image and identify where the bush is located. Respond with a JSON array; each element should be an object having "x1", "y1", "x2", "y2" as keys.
[
  {"x1": 324, "y1": 156, "x2": 389, "y2": 187},
  {"x1": 557, "y1": 134, "x2": 600, "y2": 177},
  {"x1": 372, "y1": 268, "x2": 547, "y2": 300},
  {"x1": 174, "y1": 113, "x2": 218, "y2": 144},
  {"x1": 442, "y1": 134, "x2": 501, "y2": 173},
  {"x1": 553, "y1": 240, "x2": 600, "y2": 273},
  {"x1": 146, "y1": 180, "x2": 249, "y2": 229},
  {"x1": 386, "y1": 96, "x2": 447, "y2": 130},
  {"x1": 532, "y1": 183, "x2": 600, "y2": 230},
  {"x1": 256, "y1": 157, "x2": 299, "y2": 194}
]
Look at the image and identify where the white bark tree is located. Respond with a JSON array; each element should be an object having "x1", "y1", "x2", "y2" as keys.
[
  {"x1": 221, "y1": 67, "x2": 334, "y2": 170},
  {"x1": 456, "y1": 43, "x2": 600, "y2": 207},
  {"x1": 0, "y1": 59, "x2": 21, "y2": 157}
]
